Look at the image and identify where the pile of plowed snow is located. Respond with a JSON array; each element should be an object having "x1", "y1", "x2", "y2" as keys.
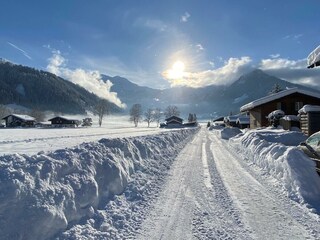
[
  {"x1": 0, "y1": 128, "x2": 198, "y2": 240},
  {"x1": 228, "y1": 128, "x2": 320, "y2": 209}
]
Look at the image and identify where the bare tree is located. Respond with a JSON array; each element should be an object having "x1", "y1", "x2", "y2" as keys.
[
  {"x1": 164, "y1": 105, "x2": 180, "y2": 118},
  {"x1": 130, "y1": 103, "x2": 142, "y2": 127},
  {"x1": 144, "y1": 108, "x2": 154, "y2": 127},
  {"x1": 30, "y1": 108, "x2": 46, "y2": 122},
  {"x1": 95, "y1": 99, "x2": 110, "y2": 127},
  {"x1": 153, "y1": 108, "x2": 162, "y2": 127},
  {"x1": 188, "y1": 113, "x2": 197, "y2": 123}
]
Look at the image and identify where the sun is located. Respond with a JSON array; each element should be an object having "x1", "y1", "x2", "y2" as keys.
[
  {"x1": 167, "y1": 60, "x2": 185, "y2": 79},
  {"x1": 172, "y1": 61, "x2": 185, "y2": 72}
]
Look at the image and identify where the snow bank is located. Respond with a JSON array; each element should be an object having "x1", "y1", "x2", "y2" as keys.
[
  {"x1": 0, "y1": 128, "x2": 198, "y2": 240},
  {"x1": 230, "y1": 129, "x2": 320, "y2": 208},
  {"x1": 220, "y1": 127, "x2": 242, "y2": 140}
]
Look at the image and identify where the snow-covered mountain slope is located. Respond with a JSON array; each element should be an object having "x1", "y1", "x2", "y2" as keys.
[{"x1": 0, "y1": 128, "x2": 199, "y2": 240}]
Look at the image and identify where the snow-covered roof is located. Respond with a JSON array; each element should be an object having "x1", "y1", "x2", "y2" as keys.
[
  {"x1": 2, "y1": 114, "x2": 35, "y2": 121},
  {"x1": 307, "y1": 45, "x2": 320, "y2": 68},
  {"x1": 48, "y1": 116, "x2": 79, "y2": 121},
  {"x1": 240, "y1": 88, "x2": 320, "y2": 112},
  {"x1": 236, "y1": 116, "x2": 250, "y2": 124},
  {"x1": 298, "y1": 104, "x2": 320, "y2": 114},
  {"x1": 224, "y1": 116, "x2": 238, "y2": 123},
  {"x1": 165, "y1": 115, "x2": 183, "y2": 122}
]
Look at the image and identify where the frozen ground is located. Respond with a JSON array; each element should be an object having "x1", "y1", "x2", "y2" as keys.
[{"x1": 1, "y1": 123, "x2": 320, "y2": 239}]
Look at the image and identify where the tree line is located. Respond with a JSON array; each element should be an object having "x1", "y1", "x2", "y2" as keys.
[{"x1": 94, "y1": 101, "x2": 182, "y2": 128}]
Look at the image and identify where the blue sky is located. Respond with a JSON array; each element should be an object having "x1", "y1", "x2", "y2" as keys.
[{"x1": 1, "y1": 0, "x2": 320, "y2": 90}]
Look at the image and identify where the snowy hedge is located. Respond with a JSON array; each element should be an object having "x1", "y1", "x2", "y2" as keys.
[{"x1": 0, "y1": 128, "x2": 198, "y2": 240}]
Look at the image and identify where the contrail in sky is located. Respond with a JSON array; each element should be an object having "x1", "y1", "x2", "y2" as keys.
[{"x1": 7, "y1": 42, "x2": 32, "y2": 60}]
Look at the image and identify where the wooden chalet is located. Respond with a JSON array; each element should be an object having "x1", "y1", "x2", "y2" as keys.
[
  {"x1": 165, "y1": 116, "x2": 183, "y2": 128},
  {"x1": 240, "y1": 88, "x2": 320, "y2": 129},
  {"x1": 48, "y1": 116, "x2": 80, "y2": 128},
  {"x1": 298, "y1": 105, "x2": 320, "y2": 136},
  {"x1": 236, "y1": 116, "x2": 250, "y2": 129},
  {"x1": 2, "y1": 114, "x2": 36, "y2": 127},
  {"x1": 224, "y1": 116, "x2": 238, "y2": 127}
]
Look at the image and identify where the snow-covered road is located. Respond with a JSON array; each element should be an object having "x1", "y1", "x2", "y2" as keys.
[{"x1": 137, "y1": 127, "x2": 320, "y2": 239}]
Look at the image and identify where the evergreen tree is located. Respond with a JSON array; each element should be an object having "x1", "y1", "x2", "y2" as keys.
[{"x1": 269, "y1": 83, "x2": 283, "y2": 95}]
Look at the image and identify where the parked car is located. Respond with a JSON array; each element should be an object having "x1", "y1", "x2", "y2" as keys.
[{"x1": 299, "y1": 131, "x2": 320, "y2": 174}]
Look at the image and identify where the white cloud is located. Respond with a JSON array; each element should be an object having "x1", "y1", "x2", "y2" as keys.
[
  {"x1": 180, "y1": 12, "x2": 191, "y2": 22},
  {"x1": 259, "y1": 57, "x2": 320, "y2": 87},
  {"x1": 162, "y1": 56, "x2": 252, "y2": 87},
  {"x1": 270, "y1": 53, "x2": 280, "y2": 59},
  {"x1": 260, "y1": 57, "x2": 305, "y2": 70},
  {"x1": 47, "y1": 50, "x2": 126, "y2": 108},
  {"x1": 196, "y1": 44, "x2": 204, "y2": 52},
  {"x1": 7, "y1": 42, "x2": 32, "y2": 60}
]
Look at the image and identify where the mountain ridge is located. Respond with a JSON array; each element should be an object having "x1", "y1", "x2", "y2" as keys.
[{"x1": 107, "y1": 68, "x2": 320, "y2": 118}]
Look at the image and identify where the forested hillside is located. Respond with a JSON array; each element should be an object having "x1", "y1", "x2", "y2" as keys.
[{"x1": 0, "y1": 61, "x2": 119, "y2": 114}]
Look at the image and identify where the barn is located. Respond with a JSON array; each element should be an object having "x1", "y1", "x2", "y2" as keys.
[
  {"x1": 48, "y1": 116, "x2": 80, "y2": 128},
  {"x1": 165, "y1": 116, "x2": 183, "y2": 128},
  {"x1": 2, "y1": 114, "x2": 36, "y2": 127}
]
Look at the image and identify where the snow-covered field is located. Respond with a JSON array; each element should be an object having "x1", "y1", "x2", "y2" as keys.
[
  {"x1": 0, "y1": 116, "x2": 172, "y2": 156},
  {"x1": 1, "y1": 121, "x2": 320, "y2": 239}
]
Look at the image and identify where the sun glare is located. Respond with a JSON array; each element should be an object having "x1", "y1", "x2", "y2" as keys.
[
  {"x1": 172, "y1": 61, "x2": 185, "y2": 72},
  {"x1": 167, "y1": 60, "x2": 185, "y2": 79}
]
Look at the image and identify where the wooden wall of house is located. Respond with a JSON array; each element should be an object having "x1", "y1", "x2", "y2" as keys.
[
  {"x1": 250, "y1": 109, "x2": 262, "y2": 128},
  {"x1": 301, "y1": 112, "x2": 320, "y2": 136}
]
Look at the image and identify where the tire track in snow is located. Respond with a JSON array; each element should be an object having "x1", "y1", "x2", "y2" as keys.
[
  {"x1": 209, "y1": 133, "x2": 316, "y2": 239},
  {"x1": 137, "y1": 128, "x2": 252, "y2": 240},
  {"x1": 202, "y1": 142, "x2": 212, "y2": 190},
  {"x1": 191, "y1": 131, "x2": 253, "y2": 239}
]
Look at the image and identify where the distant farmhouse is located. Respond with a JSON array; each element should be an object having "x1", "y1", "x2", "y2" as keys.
[
  {"x1": 224, "y1": 114, "x2": 249, "y2": 129},
  {"x1": 48, "y1": 116, "x2": 80, "y2": 128},
  {"x1": 2, "y1": 114, "x2": 35, "y2": 127},
  {"x1": 165, "y1": 116, "x2": 183, "y2": 128},
  {"x1": 240, "y1": 88, "x2": 320, "y2": 129}
]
